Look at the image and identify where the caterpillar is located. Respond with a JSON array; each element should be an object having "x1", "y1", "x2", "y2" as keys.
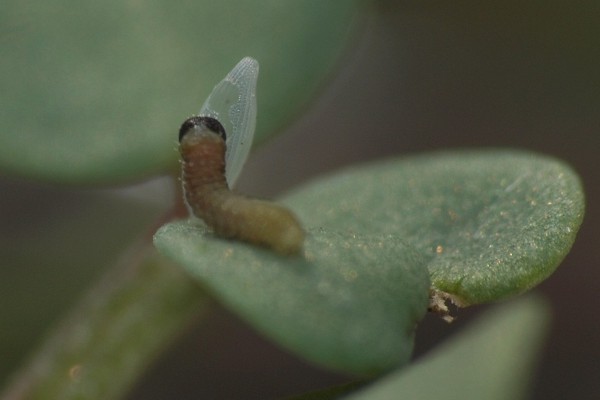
[{"x1": 179, "y1": 58, "x2": 305, "y2": 255}]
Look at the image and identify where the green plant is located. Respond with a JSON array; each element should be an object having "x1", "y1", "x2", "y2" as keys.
[{"x1": 0, "y1": 2, "x2": 586, "y2": 399}]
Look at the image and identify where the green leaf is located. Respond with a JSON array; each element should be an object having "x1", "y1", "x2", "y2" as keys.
[
  {"x1": 0, "y1": 191, "x2": 164, "y2": 384},
  {"x1": 153, "y1": 223, "x2": 430, "y2": 375},
  {"x1": 284, "y1": 150, "x2": 584, "y2": 305},
  {"x1": 1, "y1": 242, "x2": 208, "y2": 400},
  {"x1": 0, "y1": 0, "x2": 364, "y2": 184},
  {"x1": 344, "y1": 296, "x2": 550, "y2": 400}
]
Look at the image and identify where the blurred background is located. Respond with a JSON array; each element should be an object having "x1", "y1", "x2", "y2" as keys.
[{"x1": 1, "y1": 2, "x2": 598, "y2": 399}]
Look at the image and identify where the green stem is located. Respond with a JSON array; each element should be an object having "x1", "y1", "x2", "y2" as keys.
[{"x1": 1, "y1": 232, "x2": 209, "y2": 400}]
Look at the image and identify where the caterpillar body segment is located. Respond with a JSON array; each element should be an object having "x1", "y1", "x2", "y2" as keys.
[{"x1": 179, "y1": 116, "x2": 304, "y2": 255}]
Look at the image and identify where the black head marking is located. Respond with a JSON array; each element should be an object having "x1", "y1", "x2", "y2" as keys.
[{"x1": 178, "y1": 116, "x2": 227, "y2": 142}]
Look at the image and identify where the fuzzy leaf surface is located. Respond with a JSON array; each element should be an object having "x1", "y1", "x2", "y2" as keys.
[
  {"x1": 285, "y1": 150, "x2": 584, "y2": 305},
  {"x1": 154, "y1": 223, "x2": 430, "y2": 375}
]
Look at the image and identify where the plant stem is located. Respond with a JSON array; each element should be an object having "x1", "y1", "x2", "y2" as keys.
[{"x1": 0, "y1": 231, "x2": 209, "y2": 400}]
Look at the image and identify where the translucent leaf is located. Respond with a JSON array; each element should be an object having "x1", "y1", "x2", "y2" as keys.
[
  {"x1": 0, "y1": 0, "x2": 363, "y2": 184},
  {"x1": 345, "y1": 297, "x2": 550, "y2": 400},
  {"x1": 153, "y1": 223, "x2": 430, "y2": 375},
  {"x1": 284, "y1": 150, "x2": 584, "y2": 305}
]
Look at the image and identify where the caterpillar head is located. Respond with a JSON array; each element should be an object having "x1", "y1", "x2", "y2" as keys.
[{"x1": 179, "y1": 116, "x2": 227, "y2": 142}]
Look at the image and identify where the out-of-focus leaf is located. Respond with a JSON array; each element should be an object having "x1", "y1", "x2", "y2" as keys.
[
  {"x1": 345, "y1": 297, "x2": 550, "y2": 400},
  {"x1": 0, "y1": 0, "x2": 364, "y2": 184},
  {"x1": 0, "y1": 187, "x2": 164, "y2": 385}
]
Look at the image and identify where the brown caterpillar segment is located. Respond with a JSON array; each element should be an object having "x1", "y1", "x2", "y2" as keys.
[{"x1": 179, "y1": 116, "x2": 305, "y2": 255}]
